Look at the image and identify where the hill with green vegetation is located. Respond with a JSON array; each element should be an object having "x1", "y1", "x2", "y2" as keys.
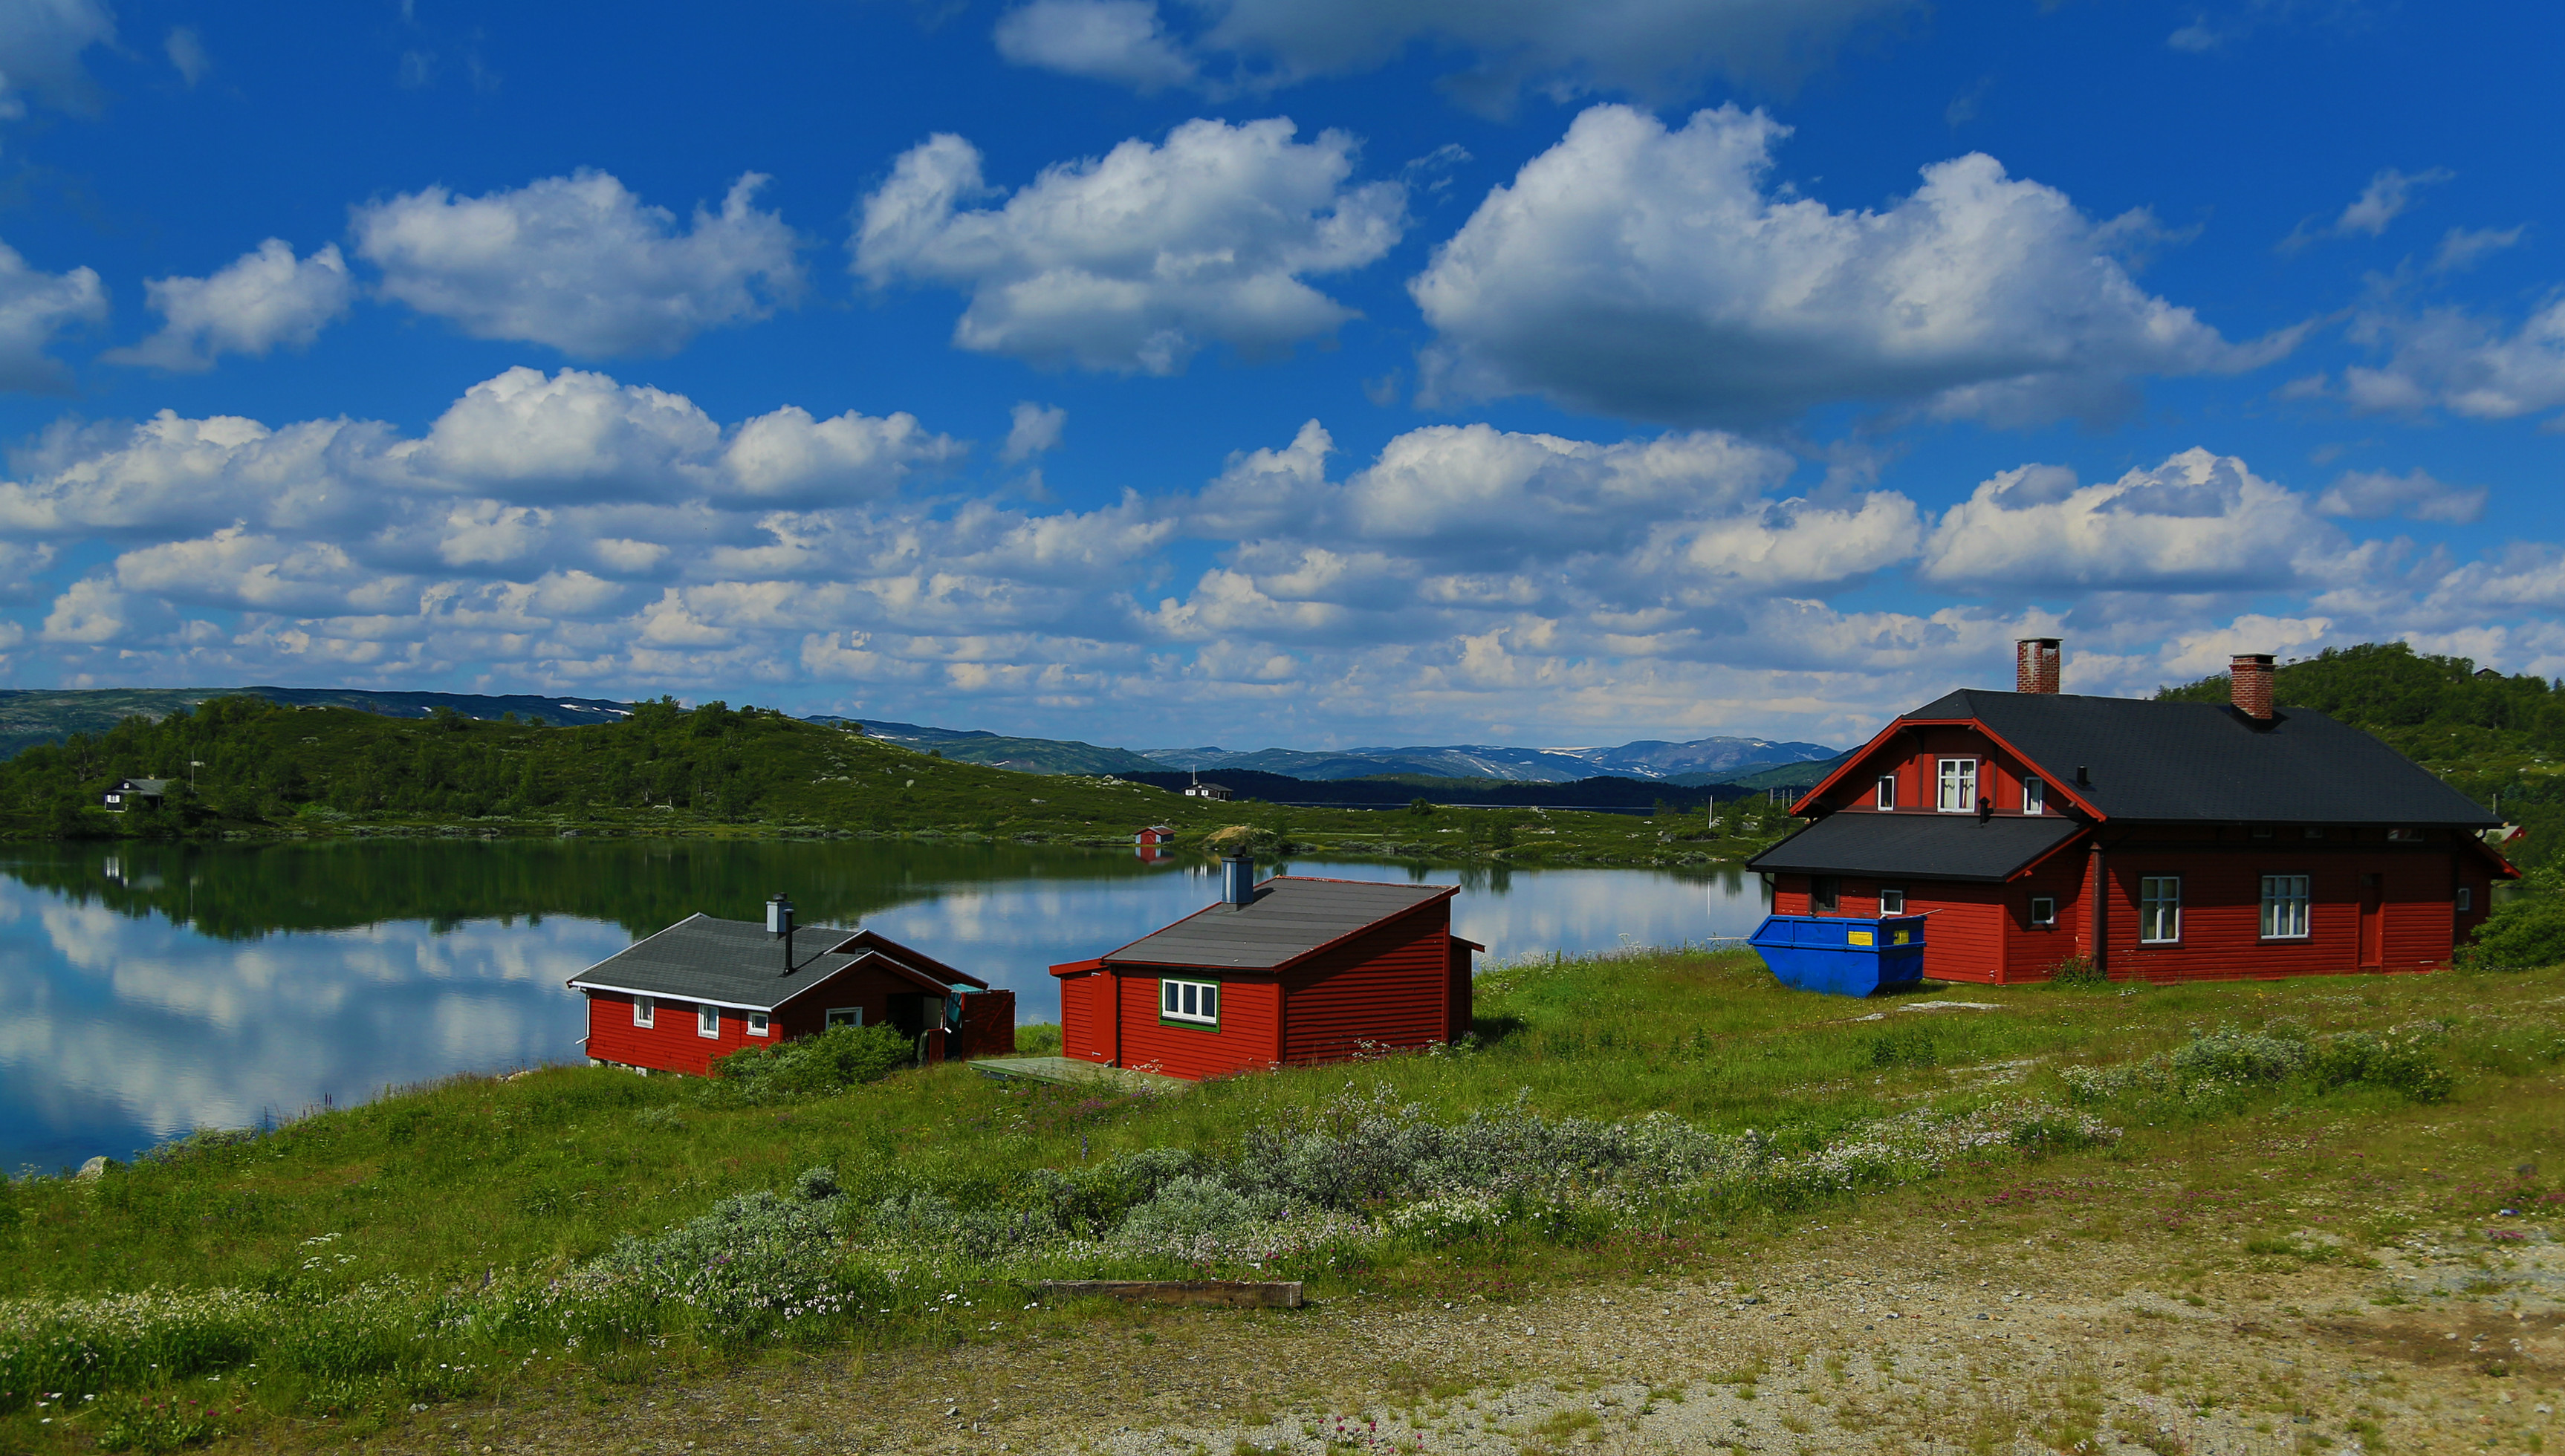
[
  {"x1": 2156, "y1": 641, "x2": 2560, "y2": 866},
  {"x1": 818, "y1": 718, "x2": 1164, "y2": 775},
  {"x1": 0, "y1": 694, "x2": 1786, "y2": 869},
  {"x1": 0, "y1": 686, "x2": 635, "y2": 760},
  {"x1": 2, "y1": 946, "x2": 2559, "y2": 1451}
]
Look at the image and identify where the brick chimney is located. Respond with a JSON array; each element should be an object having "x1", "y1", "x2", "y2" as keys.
[
  {"x1": 2015, "y1": 637, "x2": 2062, "y2": 695},
  {"x1": 2230, "y1": 654, "x2": 2276, "y2": 721}
]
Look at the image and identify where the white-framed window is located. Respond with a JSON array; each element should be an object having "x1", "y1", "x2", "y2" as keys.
[
  {"x1": 632, "y1": 995, "x2": 655, "y2": 1028},
  {"x1": 825, "y1": 1007, "x2": 862, "y2": 1028},
  {"x1": 2023, "y1": 777, "x2": 2045, "y2": 816},
  {"x1": 2029, "y1": 896, "x2": 2057, "y2": 926},
  {"x1": 747, "y1": 1011, "x2": 771, "y2": 1037},
  {"x1": 2260, "y1": 874, "x2": 2312, "y2": 939},
  {"x1": 1936, "y1": 758, "x2": 1978, "y2": 813},
  {"x1": 696, "y1": 1003, "x2": 721, "y2": 1039},
  {"x1": 1811, "y1": 876, "x2": 1841, "y2": 914},
  {"x1": 1878, "y1": 885, "x2": 1907, "y2": 915},
  {"x1": 2138, "y1": 877, "x2": 2182, "y2": 944},
  {"x1": 2457, "y1": 887, "x2": 2474, "y2": 914},
  {"x1": 1160, "y1": 977, "x2": 1220, "y2": 1026},
  {"x1": 1875, "y1": 776, "x2": 1896, "y2": 810}
]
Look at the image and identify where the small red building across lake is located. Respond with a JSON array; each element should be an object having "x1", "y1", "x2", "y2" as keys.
[
  {"x1": 1053, "y1": 857, "x2": 1477, "y2": 1080},
  {"x1": 1747, "y1": 640, "x2": 2516, "y2": 985},
  {"x1": 570, "y1": 900, "x2": 1014, "y2": 1075}
]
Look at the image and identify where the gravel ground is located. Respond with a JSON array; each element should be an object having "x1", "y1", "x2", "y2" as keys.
[{"x1": 368, "y1": 1226, "x2": 2562, "y2": 1456}]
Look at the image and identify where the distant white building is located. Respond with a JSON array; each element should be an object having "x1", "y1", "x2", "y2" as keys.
[{"x1": 102, "y1": 778, "x2": 172, "y2": 812}]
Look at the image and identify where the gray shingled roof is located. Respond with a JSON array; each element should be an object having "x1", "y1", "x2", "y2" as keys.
[
  {"x1": 1103, "y1": 876, "x2": 1456, "y2": 971},
  {"x1": 1896, "y1": 690, "x2": 2497, "y2": 826},
  {"x1": 567, "y1": 914, "x2": 959, "y2": 1010},
  {"x1": 1748, "y1": 813, "x2": 2083, "y2": 882}
]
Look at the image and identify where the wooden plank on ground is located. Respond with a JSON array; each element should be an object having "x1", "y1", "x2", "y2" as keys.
[{"x1": 1035, "y1": 1279, "x2": 1303, "y2": 1309}]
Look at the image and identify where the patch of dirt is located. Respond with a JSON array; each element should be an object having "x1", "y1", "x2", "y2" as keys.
[{"x1": 328, "y1": 1229, "x2": 2565, "y2": 1455}]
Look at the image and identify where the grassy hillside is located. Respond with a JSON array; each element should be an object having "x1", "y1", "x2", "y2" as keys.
[
  {"x1": 0, "y1": 695, "x2": 1786, "y2": 868},
  {"x1": 830, "y1": 718, "x2": 1164, "y2": 776},
  {"x1": 2157, "y1": 641, "x2": 2561, "y2": 865},
  {"x1": 2, "y1": 947, "x2": 2559, "y2": 1452},
  {"x1": 0, "y1": 687, "x2": 632, "y2": 761}
]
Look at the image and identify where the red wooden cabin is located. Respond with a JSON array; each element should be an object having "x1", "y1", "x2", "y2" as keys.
[
  {"x1": 568, "y1": 902, "x2": 1015, "y2": 1075},
  {"x1": 1052, "y1": 857, "x2": 1479, "y2": 1080},
  {"x1": 1747, "y1": 640, "x2": 2516, "y2": 985}
]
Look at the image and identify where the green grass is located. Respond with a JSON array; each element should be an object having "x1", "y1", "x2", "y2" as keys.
[{"x1": 7, "y1": 949, "x2": 2565, "y2": 1450}]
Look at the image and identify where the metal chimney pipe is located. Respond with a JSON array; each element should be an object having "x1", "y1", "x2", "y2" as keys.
[
  {"x1": 768, "y1": 893, "x2": 796, "y2": 970},
  {"x1": 1221, "y1": 853, "x2": 1254, "y2": 908}
]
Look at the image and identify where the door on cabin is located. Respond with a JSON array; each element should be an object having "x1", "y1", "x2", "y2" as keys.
[
  {"x1": 2357, "y1": 874, "x2": 2384, "y2": 967},
  {"x1": 887, "y1": 992, "x2": 937, "y2": 1064}
]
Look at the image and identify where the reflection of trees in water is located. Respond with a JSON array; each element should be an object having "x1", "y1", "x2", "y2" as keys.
[{"x1": 0, "y1": 840, "x2": 1185, "y2": 940}]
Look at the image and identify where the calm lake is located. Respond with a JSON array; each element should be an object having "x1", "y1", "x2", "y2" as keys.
[{"x1": 0, "y1": 840, "x2": 1773, "y2": 1173}]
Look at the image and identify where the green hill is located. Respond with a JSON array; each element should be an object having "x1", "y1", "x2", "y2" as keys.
[
  {"x1": 0, "y1": 694, "x2": 1783, "y2": 868},
  {"x1": 2156, "y1": 641, "x2": 2557, "y2": 865}
]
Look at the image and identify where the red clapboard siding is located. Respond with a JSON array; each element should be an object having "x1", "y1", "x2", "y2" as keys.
[
  {"x1": 1446, "y1": 939, "x2": 1474, "y2": 1040},
  {"x1": 1903, "y1": 884, "x2": 2007, "y2": 984},
  {"x1": 954, "y1": 991, "x2": 1016, "y2": 1059},
  {"x1": 1280, "y1": 906, "x2": 1451, "y2": 1065},
  {"x1": 2104, "y1": 851, "x2": 2454, "y2": 981},
  {"x1": 1115, "y1": 977, "x2": 1282, "y2": 1079},
  {"x1": 2001, "y1": 853, "x2": 2090, "y2": 982},
  {"x1": 584, "y1": 992, "x2": 763, "y2": 1076},
  {"x1": 1060, "y1": 972, "x2": 1108, "y2": 1064}
]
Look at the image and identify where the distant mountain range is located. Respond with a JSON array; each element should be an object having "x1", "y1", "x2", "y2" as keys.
[
  {"x1": 1133, "y1": 735, "x2": 1839, "y2": 784},
  {"x1": 0, "y1": 687, "x2": 631, "y2": 760},
  {"x1": 0, "y1": 691, "x2": 1844, "y2": 791},
  {"x1": 849, "y1": 718, "x2": 1840, "y2": 787}
]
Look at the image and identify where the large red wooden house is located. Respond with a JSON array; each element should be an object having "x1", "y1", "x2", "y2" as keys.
[
  {"x1": 1747, "y1": 640, "x2": 2515, "y2": 985},
  {"x1": 570, "y1": 900, "x2": 1015, "y2": 1074},
  {"x1": 1052, "y1": 857, "x2": 1478, "y2": 1080}
]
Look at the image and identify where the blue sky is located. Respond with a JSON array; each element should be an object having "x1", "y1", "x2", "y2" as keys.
[{"x1": 0, "y1": 0, "x2": 2558, "y2": 750}]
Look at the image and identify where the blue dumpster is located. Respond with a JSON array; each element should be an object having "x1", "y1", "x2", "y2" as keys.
[{"x1": 1748, "y1": 913, "x2": 1929, "y2": 996}]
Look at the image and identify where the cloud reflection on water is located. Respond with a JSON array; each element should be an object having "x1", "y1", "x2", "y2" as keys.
[{"x1": 0, "y1": 849, "x2": 1765, "y2": 1172}]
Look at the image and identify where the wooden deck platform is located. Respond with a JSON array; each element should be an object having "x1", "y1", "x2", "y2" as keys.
[{"x1": 969, "y1": 1056, "x2": 1189, "y2": 1093}]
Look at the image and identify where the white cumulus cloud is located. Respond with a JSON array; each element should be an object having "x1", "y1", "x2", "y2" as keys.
[
  {"x1": 1919, "y1": 449, "x2": 2343, "y2": 594},
  {"x1": 1411, "y1": 105, "x2": 2281, "y2": 429},
  {"x1": 106, "y1": 240, "x2": 356, "y2": 372},
  {"x1": 2339, "y1": 298, "x2": 2565, "y2": 423},
  {"x1": 994, "y1": 0, "x2": 1196, "y2": 90},
  {"x1": 1001, "y1": 403, "x2": 1068, "y2": 464},
  {"x1": 855, "y1": 118, "x2": 1404, "y2": 374},
  {"x1": 0, "y1": 238, "x2": 106, "y2": 391},
  {"x1": 0, "y1": 0, "x2": 114, "y2": 117},
  {"x1": 354, "y1": 171, "x2": 802, "y2": 357},
  {"x1": 2315, "y1": 467, "x2": 2486, "y2": 524}
]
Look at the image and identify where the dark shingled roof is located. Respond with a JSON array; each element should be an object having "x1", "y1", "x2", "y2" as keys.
[
  {"x1": 568, "y1": 914, "x2": 970, "y2": 1010},
  {"x1": 1103, "y1": 876, "x2": 1456, "y2": 972},
  {"x1": 1748, "y1": 813, "x2": 2082, "y2": 882},
  {"x1": 1898, "y1": 690, "x2": 2498, "y2": 827}
]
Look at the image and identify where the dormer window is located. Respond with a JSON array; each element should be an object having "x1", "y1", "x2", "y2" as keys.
[
  {"x1": 1936, "y1": 758, "x2": 1978, "y2": 813},
  {"x1": 2023, "y1": 777, "x2": 2045, "y2": 816},
  {"x1": 1875, "y1": 776, "x2": 1896, "y2": 810}
]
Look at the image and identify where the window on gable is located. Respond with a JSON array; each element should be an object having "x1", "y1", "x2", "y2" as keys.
[
  {"x1": 1936, "y1": 758, "x2": 1978, "y2": 813},
  {"x1": 2138, "y1": 877, "x2": 2182, "y2": 943},
  {"x1": 1161, "y1": 977, "x2": 1220, "y2": 1026},
  {"x1": 697, "y1": 1003, "x2": 721, "y2": 1039},
  {"x1": 1875, "y1": 776, "x2": 1896, "y2": 810},
  {"x1": 2023, "y1": 777, "x2": 2045, "y2": 816},
  {"x1": 632, "y1": 995, "x2": 655, "y2": 1028},
  {"x1": 2260, "y1": 874, "x2": 2311, "y2": 939}
]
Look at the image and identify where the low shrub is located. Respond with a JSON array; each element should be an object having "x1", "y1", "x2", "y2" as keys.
[
  {"x1": 92, "y1": 1390, "x2": 241, "y2": 1452},
  {"x1": 2047, "y1": 955, "x2": 2108, "y2": 988},
  {"x1": 712, "y1": 1024, "x2": 914, "y2": 1102},
  {"x1": 2459, "y1": 894, "x2": 2565, "y2": 972},
  {"x1": 2063, "y1": 1023, "x2": 2454, "y2": 1108}
]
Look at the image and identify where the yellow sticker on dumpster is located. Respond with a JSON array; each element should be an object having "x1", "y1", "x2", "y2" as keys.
[
  {"x1": 1847, "y1": 930, "x2": 1874, "y2": 946},
  {"x1": 1892, "y1": 931, "x2": 1910, "y2": 944}
]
